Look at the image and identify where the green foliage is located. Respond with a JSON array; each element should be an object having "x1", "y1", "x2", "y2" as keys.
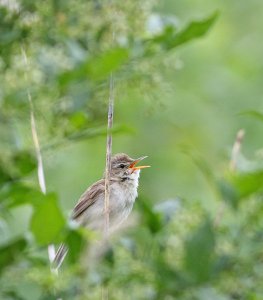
[
  {"x1": 0, "y1": 164, "x2": 12, "y2": 185},
  {"x1": 0, "y1": 182, "x2": 42, "y2": 209},
  {"x1": 138, "y1": 197, "x2": 163, "y2": 234},
  {"x1": 0, "y1": 6, "x2": 30, "y2": 65},
  {"x1": 59, "y1": 47, "x2": 130, "y2": 86},
  {"x1": 218, "y1": 170, "x2": 263, "y2": 208},
  {"x1": 184, "y1": 218, "x2": 215, "y2": 283},
  {"x1": 0, "y1": 238, "x2": 27, "y2": 274},
  {"x1": 65, "y1": 229, "x2": 85, "y2": 264},
  {"x1": 1, "y1": 0, "x2": 263, "y2": 299},
  {"x1": 30, "y1": 193, "x2": 65, "y2": 245},
  {"x1": 12, "y1": 150, "x2": 37, "y2": 176},
  {"x1": 148, "y1": 11, "x2": 218, "y2": 52},
  {"x1": 239, "y1": 110, "x2": 263, "y2": 123}
]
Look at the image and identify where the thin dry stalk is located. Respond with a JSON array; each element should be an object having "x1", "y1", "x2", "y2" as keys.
[
  {"x1": 104, "y1": 73, "x2": 114, "y2": 239},
  {"x1": 103, "y1": 5, "x2": 114, "y2": 299},
  {"x1": 101, "y1": 286, "x2": 109, "y2": 300},
  {"x1": 214, "y1": 129, "x2": 245, "y2": 227},
  {"x1": 103, "y1": 0, "x2": 117, "y2": 242},
  {"x1": 230, "y1": 129, "x2": 245, "y2": 171},
  {"x1": 21, "y1": 46, "x2": 56, "y2": 265}
]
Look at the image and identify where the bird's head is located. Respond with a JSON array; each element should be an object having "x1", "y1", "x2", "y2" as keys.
[{"x1": 109, "y1": 153, "x2": 150, "y2": 180}]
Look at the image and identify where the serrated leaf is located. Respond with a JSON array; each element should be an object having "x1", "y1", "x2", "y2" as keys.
[
  {"x1": 30, "y1": 193, "x2": 65, "y2": 245},
  {"x1": 171, "y1": 12, "x2": 218, "y2": 48},
  {"x1": 147, "y1": 12, "x2": 218, "y2": 53},
  {"x1": 184, "y1": 219, "x2": 215, "y2": 282}
]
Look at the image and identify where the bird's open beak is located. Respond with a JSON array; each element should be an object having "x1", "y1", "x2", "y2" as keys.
[{"x1": 129, "y1": 156, "x2": 150, "y2": 171}]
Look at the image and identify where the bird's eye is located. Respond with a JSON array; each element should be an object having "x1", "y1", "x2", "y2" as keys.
[{"x1": 119, "y1": 163, "x2": 125, "y2": 169}]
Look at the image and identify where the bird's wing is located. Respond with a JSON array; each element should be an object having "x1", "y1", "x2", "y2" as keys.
[
  {"x1": 54, "y1": 179, "x2": 106, "y2": 269},
  {"x1": 71, "y1": 179, "x2": 105, "y2": 220}
]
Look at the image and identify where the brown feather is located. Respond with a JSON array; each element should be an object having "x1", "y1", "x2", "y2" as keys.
[{"x1": 71, "y1": 179, "x2": 105, "y2": 220}]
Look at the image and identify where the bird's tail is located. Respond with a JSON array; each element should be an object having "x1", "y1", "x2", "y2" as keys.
[{"x1": 52, "y1": 243, "x2": 68, "y2": 270}]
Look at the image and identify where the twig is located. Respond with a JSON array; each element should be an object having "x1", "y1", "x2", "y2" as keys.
[
  {"x1": 214, "y1": 129, "x2": 245, "y2": 227},
  {"x1": 21, "y1": 46, "x2": 56, "y2": 267},
  {"x1": 213, "y1": 201, "x2": 225, "y2": 228},
  {"x1": 104, "y1": 0, "x2": 116, "y2": 241},
  {"x1": 102, "y1": 3, "x2": 115, "y2": 299},
  {"x1": 41, "y1": 124, "x2": 131, "y2": 152},
  {"x1": 104, "y1": 73, "x2": 114, "y2": 238},
  {"x1": 230, "y1": 129, "x2": 245, "y2": 171},
  {"x1": 102, "y1": 285, "x2": 109, "y2": 300}
]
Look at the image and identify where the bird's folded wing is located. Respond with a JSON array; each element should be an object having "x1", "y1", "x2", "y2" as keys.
[{"x1": 71, "y1": 179, "x2": 105, "y2": 220}]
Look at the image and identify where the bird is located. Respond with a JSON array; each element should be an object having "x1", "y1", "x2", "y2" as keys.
[{"x1": 53, "y1": 153, "x2": 150, "y2": 269}]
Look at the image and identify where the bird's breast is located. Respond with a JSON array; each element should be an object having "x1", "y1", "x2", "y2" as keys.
[
  {"x1": 109, "y1": 179, "x2": 139, "y2": 227},
  {"x1": 111, "y1": 179, "x2": 138, "y2": 208}
]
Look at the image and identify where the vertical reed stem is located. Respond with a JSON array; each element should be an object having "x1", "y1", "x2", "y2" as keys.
[{"x1": 104, "y1": 73, "x2": 114, "y2": 238}]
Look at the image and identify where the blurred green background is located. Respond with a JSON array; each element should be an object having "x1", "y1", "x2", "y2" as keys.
[{"x1": 1, "y1": 0, "x2": 263, "y2": 299}]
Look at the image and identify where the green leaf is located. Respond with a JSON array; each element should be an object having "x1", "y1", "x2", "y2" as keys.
[
  {"x1": 65, "y1": 229, "x2": 85, "y2": 264},
  {"x1": 30, "y1": 193, "x2": 65, "y2": 245},
  {"x1": 239, "y1": 110, "x2": 263, "y2": 122},
  {"x1": 59, "y1": 47, "x2": 129, "y2": 85},
  {"x1": 0, "y1": 164, "x2": 12, "y2": 185},
  {"x1": 218, "y1": 170, "x2": 263, "y2": 207},
  {"x1": 184, "y1": 219, "x2": 215, "y2": 283},
  {"x1": 217, "y1": 179, "x2": 239, "y2": 208},
  {"x1": 0, "y1": 238, "x2": 27, "y2": 274},
  {"x1": 86, "y1": 47, "x2": 129, "y2": 80},
  {"x1": 172, "y1": 12, "x2": 218, "y2": 47},
  {"x1": 0, "y1": 182, "x2": 44, "y2": 209},
  {"x1": 42, "y1": 124, "x2": 135, "y2": 151},
  {"x1": 12, "y1": 150, "x2": 37, "y2": 176},
  {"x1": 148, "y1": 12, "x2": 218, "y2": 52},
  {"x1": 69, "y1": 111, "x2": 89, "y2": 130},
  {"x1": 138, "y1": 197, "x2": 163, "y2": 234},
  {"x1": 232, "y1": 170, "x2": 263, "y2": 198},
  {"x1": 11, "y1": 281, "x2": 42, "y2": 300}
]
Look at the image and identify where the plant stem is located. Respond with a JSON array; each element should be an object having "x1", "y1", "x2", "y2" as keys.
[{"x1": 104, "y1": 72, "x2": 114, "y2": 238}]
